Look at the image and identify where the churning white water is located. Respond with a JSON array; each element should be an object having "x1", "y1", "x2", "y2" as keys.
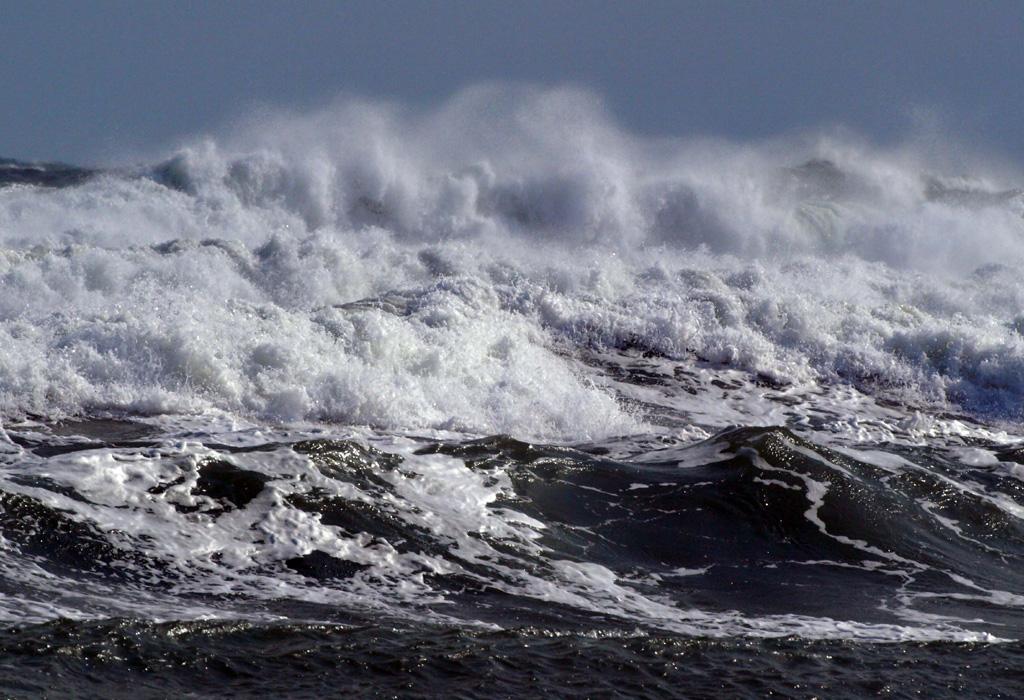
[{"x1": 1, "y1": 87, "x2": 1023, "y2": 438}]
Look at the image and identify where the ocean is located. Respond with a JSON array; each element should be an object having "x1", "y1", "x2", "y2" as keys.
[{"x1": 0, "y1": 89, "x2": 1023, "y2": 697}]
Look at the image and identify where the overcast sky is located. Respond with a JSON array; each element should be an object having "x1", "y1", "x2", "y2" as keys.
[{"x1": 2, "y1": 1, "x2": 1022, "y2": 164}]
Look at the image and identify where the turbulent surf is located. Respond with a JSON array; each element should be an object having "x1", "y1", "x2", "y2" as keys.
[{"x1": 1, "y1": 87, "x2": 1024, "y2": 696}]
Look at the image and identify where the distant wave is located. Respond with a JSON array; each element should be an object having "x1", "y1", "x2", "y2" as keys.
[{"x1": 0, "y1": 157, "x2": 96, "y2": 189}]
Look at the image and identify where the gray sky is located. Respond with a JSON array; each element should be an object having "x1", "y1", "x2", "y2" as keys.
[{"x1": 2, "y1": 1, "x2": 1022, "y2": 165}]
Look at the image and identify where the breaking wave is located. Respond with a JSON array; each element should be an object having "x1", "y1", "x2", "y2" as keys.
[
  {"x1": 1, "y1": 87, "x2": 1023, "y2": 434},
  {"x1": 1, "y1": 88, "x2": 1024, "y2": 663}
]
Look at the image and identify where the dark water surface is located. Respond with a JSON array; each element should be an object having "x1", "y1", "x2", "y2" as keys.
[
  {"x1": 1, "y1": 415, "x2": 1023, "y2": 697},
  {"x1": 2, "y1": 619, "x2": 1021, "y2": 699}
]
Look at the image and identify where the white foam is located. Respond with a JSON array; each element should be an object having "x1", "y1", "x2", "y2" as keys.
[{"x1": 0, "y1": 86, "x2": 1022, "y2": 437}]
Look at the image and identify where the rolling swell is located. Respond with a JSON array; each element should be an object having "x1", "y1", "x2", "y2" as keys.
[
  {"x1": 0, "y1": 421, "x2": 1021, "y2": 638},
  {"x1": 421, "y1": 428, "x2": 1024, "y2": 629}
]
